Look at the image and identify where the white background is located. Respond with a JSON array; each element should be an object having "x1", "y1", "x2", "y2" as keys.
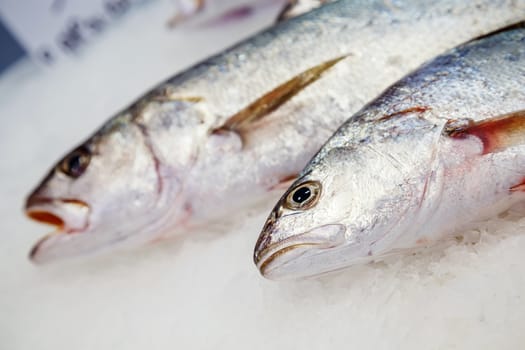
[
  {"x1": 0, "y1": 0, "x2": 157, "y2": 63},
  {"x1": 1, "y1": 1, "x2": 525, "y2": 349}
]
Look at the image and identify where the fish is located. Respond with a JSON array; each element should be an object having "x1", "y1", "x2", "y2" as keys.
[
  {"x1": 166, "y1": 0, "x2": 326, "y2": 27},
  {"x1": 25, "y1": 0, "x2": 525, "y2": 263},
  {"x1": 277, "y1": 0, "x2": 331, "y2": 21},
  {"x1": 166, "y1": 0, "x2": 283, "y2": 27},
  {"x1": 253, "y1": 24, "x2": 525, "y2": 280}
]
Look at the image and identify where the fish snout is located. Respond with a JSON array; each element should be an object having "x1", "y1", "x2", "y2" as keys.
[
  {"x1": 253, "y1": 207, "x2": 281, "y2": 266},
  {"x1": 254, "y1": 223, "x2": 347, "y2": 280},
  {"x1": 253, "y1": 221, "x2": 273, "y2": 266},
  {"x1": 25, "y1": 194, "x2": 90, "y2": 234}
]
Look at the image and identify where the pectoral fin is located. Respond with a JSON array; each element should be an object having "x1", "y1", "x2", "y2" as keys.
[
  {"x1": 214, "y1": 55, "x2": 348, "y2": 139},
  {"x1": 446, "y1": 110, "x2": 525, "y2": 154},
  {"x1": 510, "y1": 180, "x2": 525, "y2": 192}
]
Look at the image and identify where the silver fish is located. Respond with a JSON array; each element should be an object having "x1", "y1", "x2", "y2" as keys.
[
  {"x1": 254, "y1": 24, "x2": 525, "y2": 280},
  {"x1": 25, "y1": 0, "x2": 525, "y2": 263}
]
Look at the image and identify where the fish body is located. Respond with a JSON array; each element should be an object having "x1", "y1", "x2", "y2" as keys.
[
  {"x1": 254, "y1": 25, "x2": 525, "y2": 280},
  {"x1": 26, "y1": 0, "x2": 525, "y2": 263}
]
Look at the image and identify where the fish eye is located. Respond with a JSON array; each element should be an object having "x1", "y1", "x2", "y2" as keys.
[
  {"x1": 285, "y1": 180, "x2": 321, "y2": 210},
  {"x1": 60, "y1": 146, "x2": 91, "y2": 178}
]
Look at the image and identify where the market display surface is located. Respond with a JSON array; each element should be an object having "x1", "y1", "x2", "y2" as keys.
[{"x1": 2, "y1": 1, "x2": 525, "y2": 349}]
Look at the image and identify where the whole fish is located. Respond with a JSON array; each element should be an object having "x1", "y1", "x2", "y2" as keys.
[
  {"x1": 25, "y1": 0, "x2": 525, "y2": 263},
  {"x1": 254, "y1": 24, "x2": 525, "y2": 280}
]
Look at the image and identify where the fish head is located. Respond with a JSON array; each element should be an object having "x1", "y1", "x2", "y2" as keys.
[
  {"x1": 254, "y1": 142, "x2": 423, "y2": 280},
  {"x1": 25, "y1": 90, "x2": 217, "y2": 263},
  {"x1": 25, "y1": 114, "x2": 164, "y2": 263}
]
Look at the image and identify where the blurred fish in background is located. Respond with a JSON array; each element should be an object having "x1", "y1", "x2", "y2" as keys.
[
  {"x1": 166, "y1": 0, "x2": 329, "y2": 27},
  {"x1": 0, "y1": 0, "x2": 296, "y2": 70}
]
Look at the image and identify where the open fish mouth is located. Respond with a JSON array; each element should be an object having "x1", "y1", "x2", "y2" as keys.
[
  {"x1": 26, "y1": 210, "x2": 65, "y2": 229},
  {"x1": 25, "y1": 197, "x2": 91, "y2": 261},
  {"x1": 255, "y1": 224, "x2": 346, "y2": 279}
]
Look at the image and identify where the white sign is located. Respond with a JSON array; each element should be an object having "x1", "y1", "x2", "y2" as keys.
[
  {"x1": 0, "y1": 0, "x2": 290, "y2": 65},
  {"x1": 0, "y1": 0, "x2": 155, "y2": 63}
]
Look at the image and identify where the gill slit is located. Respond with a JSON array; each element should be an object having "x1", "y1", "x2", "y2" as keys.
[
  {"x1": 126, "y1": 121, "x2": 183, "y2": 240},
  {"x1": 132, "y1": 120, "x2": 203, "y2": 233},
  {"x1": 363, "y1": 144, "x2": 415, "y2": 252},
  {"x1": 134, "y1": 123, "x2": 164, "y2": 196},
  {"x1": 410, "y1": 128, "x2": 445, "y2": 243}
]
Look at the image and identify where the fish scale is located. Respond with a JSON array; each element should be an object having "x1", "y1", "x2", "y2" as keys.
[
  {"x1": 25, "y1": 0, "x2": 525, "y2": 263},
  {"x1": 255, "y1": 25, "x2": 525, "y2": 280}
]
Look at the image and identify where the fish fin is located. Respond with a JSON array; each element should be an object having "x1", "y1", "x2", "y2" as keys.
[
  {"x1": 276, "y1": 0, "x2": 299, "y2": 22},
  {"x1": 208, "y1": 129, "x2": 243, "y2": 153},
  {"x1": 166, "y1": 0, "x2": 205, "y2": 28},
  {"x1": 276, "y1": 0, "x2": 329, "y2": 22},
  {"x1": 510, "y1": 181, "x2": 525, "y2": 192},
  {"x1": 213, "y1": 55, "x2": 348, "y2": 138},
  {"x1": 445, "y1": 110, "x2": 525, "y2": 155},
  {"x1": 269, "y1": 174, "x2": 298, "y2": 191}
]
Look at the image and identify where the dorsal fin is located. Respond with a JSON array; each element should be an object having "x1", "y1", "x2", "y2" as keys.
[{"x1": 216, "y1": 55, "x2": 348, "y2": 134}]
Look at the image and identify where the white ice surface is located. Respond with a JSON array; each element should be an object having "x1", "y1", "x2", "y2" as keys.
[{"x1": 2, "y1": 2, "x2": 525, "y2": 349}]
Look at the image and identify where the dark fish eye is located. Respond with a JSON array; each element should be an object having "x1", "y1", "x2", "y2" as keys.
[
  {"x1": 292, "y1": 186, "x2": 311, "y2": 203},
  {"x1": 285, "y1": 180, "x2": 321, "y2": 210},
  {"x1": 60, "y1": 146, "x2": 91, "y2": 178}
]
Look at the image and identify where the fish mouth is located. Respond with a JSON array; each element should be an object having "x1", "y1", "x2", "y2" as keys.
[
  {"x1": 254, "y1": 224, "x2": 346, "y2": 279},
  {"x1": 25, "y1": 197, "x2": 91, "y2": 261},
  {"x1": 26, "y1": 210, "x2": 65, "y2": 228}
]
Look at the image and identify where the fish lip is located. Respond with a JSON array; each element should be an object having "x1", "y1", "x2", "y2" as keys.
[
  {"x1": 25, "y1": 197, "x2": 92, "y2": 261},
  {"x1": 28, "y1": 231, "x2": 87, "y2": 263},
  {"x1": 25, "y1": 197, "x2": 90, "y2": 232},
  {"x1": 255, "y1": 224, "x2": 347, "y2": 278},
  {"x1": 29, "y1": 233, "x2": 58, "y2": 261}
]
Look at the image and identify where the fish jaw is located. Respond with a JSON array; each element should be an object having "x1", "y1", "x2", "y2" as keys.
[
  {"x1": 25, "y1": 195, "x2": 93, "y2": 262},
  {"x1": 29, "y1": 233, "x2": 80, "y2": 264},
  {"x1": 24, "y1": 174, "x2": 192, "y2": 264},
  {"x1": 25, "y1": 196, "x2": 90, "y2": 235},
  {"x1": 254, "y1": 223, "x2": 347, "y2": 280},
  {"x1": 28, "y1": 225, "x2": 135, "y2": 264},
  {"x1": 25, "y1": 192, "x2": 188, "y2": 264}
]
